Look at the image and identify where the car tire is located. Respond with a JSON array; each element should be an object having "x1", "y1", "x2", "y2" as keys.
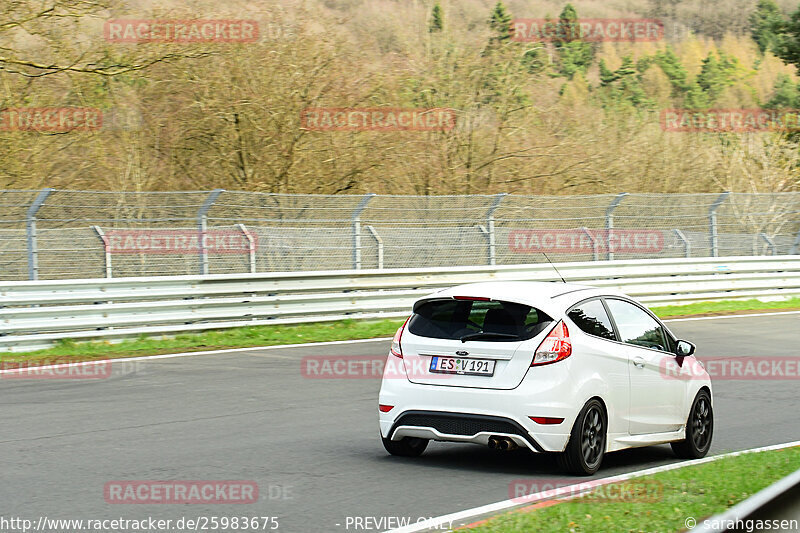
[
  {"x1": 381, "y1": 436, "x2": 429, "y2": 457},
  {"x1": 558, "y1": 399, "x2": 606, "y2": 476},
  {"x1": 671, "y1": 390, "x2": 713, "y2": 459}
]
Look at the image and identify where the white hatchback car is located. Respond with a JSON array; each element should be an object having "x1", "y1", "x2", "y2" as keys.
[{"x1": 378, "y1": 281, "x2": 713, "y2": 475}]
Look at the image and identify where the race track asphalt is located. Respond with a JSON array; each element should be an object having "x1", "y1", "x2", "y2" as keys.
[{"x1": 1, "y1": 312, "x2": 798, "y2": 532}]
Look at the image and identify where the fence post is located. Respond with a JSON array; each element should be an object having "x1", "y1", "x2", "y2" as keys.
[
  {"x1": 92, "y1": 225, "x2": 112, "y2": 278},
  {"x1": 236, "y1": 223, "x2": 256, "y2": 273},
  {"x1": 709, "y1": 192, "x2": 730, "y2": 258},
  {"x1": 365, "y1": 225, "x2": 384, "y2": 269},
  {"x1": 351, "y1": 193, "x2": 375, "y2": 270},
  {"x1": 759, "y1": 233, "x2": 777, "y2": 256},
  {"x1": 674, "y1": 229, "x2": 691, "y2": 258},
  {"x1": 791, "y1": 228, "x2": 800, "y2": 255},
  {"x1": 197, "y1": 189, "x2": 224, "y2": 275},
  {"x1": 486, "y1": 193, "x2": 507, "y2": 266},
  {"x1": 26, "y1": 188, "x2": 54, "y2": 280},
  {"x1": 580, "y1": 227, "x2": 599, "y2": 261},
  {"x1": 605, "y1": 192, "x2": 628, "y2": 261}
]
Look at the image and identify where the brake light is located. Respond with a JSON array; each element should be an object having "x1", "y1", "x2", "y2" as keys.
[
  {"x1": 532, "y1": 320, "x2": 571, "y2": 366},
  {"x1": 453, "y1": 296, "x2": 491, "y2": 301},
  {"x1": 390, "y1": 317, "x2": 410, "y2": 358}
]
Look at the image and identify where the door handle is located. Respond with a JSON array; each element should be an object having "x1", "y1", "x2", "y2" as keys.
[{"x1": 633, "y1": 357, "x2": 645, "y2": 369}]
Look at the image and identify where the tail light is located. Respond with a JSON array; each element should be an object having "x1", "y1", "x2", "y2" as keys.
[
  {"x1": 532, "y1": 320, "x2": 571, "y2": 366},
  {"x1": 390, "y1": 317, "x2": 410, "y2": 358}
]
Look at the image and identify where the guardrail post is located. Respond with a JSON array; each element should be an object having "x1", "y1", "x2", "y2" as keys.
[
  {"x1": 365, "y1": 225, "x2": 384, "y2": 269},
  {"x1": 92, "y1": 225, "x2": 112, "y2": 278},
  {"x1": 709, "y1": 191, "x2": 730, "y2": 258},
  {"x1": 236, "y1": 223, "x2": 256, "y2": 273},
  {"x1": 674, "y1": 229, "x2": 691, "y2": 258},
  {"x1": 580, "y1": 227, "x2": 599, "y2": 261},
  {"x1": 486, "y1": 193, "x2": 507, "y2": 266},
  {"x1": 605, "y1": 193, "x2": 628, "y2": 261},
  {"x1": 351, "y1": 193, "x2": 375, "y2": 270},
  {"x1": 26, "y1": 188, "x2": 54, "y2": 280},
  {"x1": 759, "y1": 233, "x2": 777, "y2": 256},
  {"x1": 197, "y1": 189, "x2": 224, "y2": 275}
]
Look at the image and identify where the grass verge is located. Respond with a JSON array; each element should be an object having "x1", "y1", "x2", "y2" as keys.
[
  {"x1": 0, "y1": 319, "x2": 403, "y2": 363},
  {"x1": 466, "y1": 446, "x2": 800, "y2": 533},
  {"x1": 2, "y1": 297, "x2": 799, "y2": 363}
]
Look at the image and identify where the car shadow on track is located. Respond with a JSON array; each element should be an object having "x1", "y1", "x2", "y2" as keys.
[{"x1": 373, "y1": 442, "x2": 680, "y2": 477}]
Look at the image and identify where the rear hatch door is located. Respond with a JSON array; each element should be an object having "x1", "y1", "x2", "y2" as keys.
[{"x1": 402, "y1": 297, "x2": 554, "y2": 390}]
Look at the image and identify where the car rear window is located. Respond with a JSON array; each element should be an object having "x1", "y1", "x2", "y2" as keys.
[{"x1": 408, "y1": 299, "x2": 553, "y2": 341}]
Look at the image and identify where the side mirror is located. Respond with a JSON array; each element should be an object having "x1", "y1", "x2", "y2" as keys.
[{"x1": 675, "y1": 340, "x2": 695, "y2": 357}]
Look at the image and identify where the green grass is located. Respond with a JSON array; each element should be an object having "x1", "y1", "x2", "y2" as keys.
[
  {"x1": 468, "y1": 446, "x2": 800, "y2": 533},
  {"x1": 650, "y1": 297, "x2": 800, "y2": 319},
  {"x1": 0, "y1": 319, "x2": 404, "y2": 363},
  {"x1": 3, "y1": 297, "x2": 799, "y2": 364}
]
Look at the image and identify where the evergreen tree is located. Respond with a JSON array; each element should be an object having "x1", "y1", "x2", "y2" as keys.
[
  {"x1": 488, "y1": 2, "x2": 513, "y2": 45},
  {"x1": 522, "y1": 47, "x2": 546, "y2": 74},
  {"x1": 599, "y1": 60, "x2": 617, "y2": 86},
  {"x1": 598, "y1": 56, "x2": 650, "y2": 109},
  {"x1": 750, "y1": 0, "x2": 785, "y2": 54},
  {"x1": 554, "y1": 3, "x2": 593, "y2": 78},
  {"x1": 616, "y1": 56, "x2": 636, "y2": 77},
  {"x1": 773, "y1": 6, "x2": 800, "y2": 69},
  {"x1": 684, "y1": 82, "x2": 711, "y2": 109},
  {"x1": 696, "y1": 52, "x2": 738, "y2": 103},
  {"x1": 765, "y1": 74, "x2": 800, "y2": 107},
  {"x1": 654, "y1": 47, "x2": 689, "y2": 92},
  {"x1": 429, "y1": 3, "x2": 444, "y2": 33}
]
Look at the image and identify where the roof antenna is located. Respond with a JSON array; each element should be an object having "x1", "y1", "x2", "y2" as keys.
[{"x1": 541, "y1": 252, "x2": 567, "y2": 283}]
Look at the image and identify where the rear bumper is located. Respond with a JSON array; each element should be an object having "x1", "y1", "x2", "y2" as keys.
[
  {"x1": 388, "y1": 410, "x2": 547, "y2": 452},
  {"x1": 378, "y1": 366, "x2": 577, "y2": 453}
]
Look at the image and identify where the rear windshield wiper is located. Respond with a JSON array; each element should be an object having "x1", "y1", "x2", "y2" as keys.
[{"x1": 459, "y1": 332, "x2": 521, "y2": 343}]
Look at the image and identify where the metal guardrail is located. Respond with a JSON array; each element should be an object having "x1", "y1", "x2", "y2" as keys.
[{"x1": 2, "y1": 256, "x2": 800, "y2": 353}]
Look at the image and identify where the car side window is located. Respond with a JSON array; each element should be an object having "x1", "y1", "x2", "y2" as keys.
[
  {"x1": 567, "y1": 299, "x2": 616, "y2": 341},
  {"x1": 604, "y1": 298, "x2": 668, "y2": 352}
]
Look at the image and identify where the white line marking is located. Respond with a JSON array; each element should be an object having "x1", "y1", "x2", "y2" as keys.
[
  {"x1": 663, "y1": 310, "x2": 800, "y2": 323},
  {"x1": 383, "y1": 440, "x2": 800, "y2": 533},
  {"x1": 0, "y1": 337, "x2": 393, "y2": 375}
]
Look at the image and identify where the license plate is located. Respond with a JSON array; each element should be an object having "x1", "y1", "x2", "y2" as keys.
[{"x1": 429, "y1": 356, "x2": 496, "y2": 376}]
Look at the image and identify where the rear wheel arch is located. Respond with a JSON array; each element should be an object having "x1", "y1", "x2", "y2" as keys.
[
  {"x1": 558, "y1": 397, "x2": 608, "y2": 475},
  {"x1": 699, "y1": 385, "x2": 712, "y2": 402}
]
